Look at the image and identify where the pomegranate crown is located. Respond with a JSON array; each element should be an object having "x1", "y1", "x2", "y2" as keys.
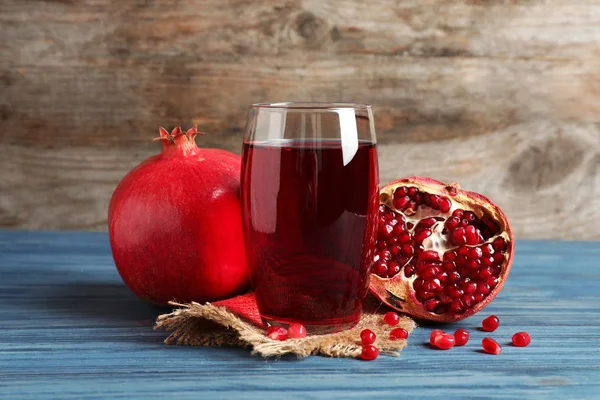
[{"x1": 154, "y1": 125, "x2": 205, "y2": 144}]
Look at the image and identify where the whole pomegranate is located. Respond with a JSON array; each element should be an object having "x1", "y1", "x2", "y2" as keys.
[
  {"x1": 108, "y1": 126, "x2": 249, "y2": 305},
  {"x1": 369, "y1": 177, "x2": 514, "y2": 322}
]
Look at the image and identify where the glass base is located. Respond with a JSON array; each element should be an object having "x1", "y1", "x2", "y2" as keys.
[{"x1": 261, "y1": 313, "x2": 361, "y2": 335}]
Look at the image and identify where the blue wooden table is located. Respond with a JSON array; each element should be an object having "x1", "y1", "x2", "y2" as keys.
[{"x1": 1, "y1": 230, "x2": 599, "y2": 399}]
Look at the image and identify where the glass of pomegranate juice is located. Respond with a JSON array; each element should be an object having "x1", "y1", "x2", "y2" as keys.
[{"x1": 241, "y1": 103, "x2": 379, "y2": 333}]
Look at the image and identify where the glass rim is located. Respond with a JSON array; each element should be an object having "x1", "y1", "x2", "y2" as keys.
[{"x1": 250, "y1": 102, "x2": 371, "y2": 110}]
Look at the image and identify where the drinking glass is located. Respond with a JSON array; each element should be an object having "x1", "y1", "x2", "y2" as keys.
[{"x1": 241, "y1": 103, "x2": 379, "y2": 333}]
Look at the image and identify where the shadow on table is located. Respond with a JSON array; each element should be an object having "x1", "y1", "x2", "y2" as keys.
[
  {"x1": 40, "y1": 280, "x2": 169, "y2": 325},
  {"x1": 17, "y1": 266, "x2": 170, "y2": 328}
]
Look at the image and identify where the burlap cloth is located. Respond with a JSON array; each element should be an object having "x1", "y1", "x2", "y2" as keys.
[{"x1": 154, "y1": 293, "x2": 415, "y2": 358}]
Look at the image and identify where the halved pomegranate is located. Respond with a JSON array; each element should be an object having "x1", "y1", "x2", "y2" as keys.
[{"x1": 369, "y1": 177, "x2": 514, "y2": 322}]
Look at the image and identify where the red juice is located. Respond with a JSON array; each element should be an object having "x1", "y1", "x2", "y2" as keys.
[{"x1": 241, "y1": 139, "x2": 379, "y2": 332}]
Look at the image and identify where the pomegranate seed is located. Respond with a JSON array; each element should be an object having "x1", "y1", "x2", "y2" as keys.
[
  {"x1": 437, "y1": 271, "x2": 448, "y2": 284},
  {"x1": 492, "y1": 237, "x2": 507, "y2": 251},
  {"x1": 361, "y1": 345, "x2": 379, "y2": 360},
  {"x1": 413, "y1": 278, "x2": 424, "y2": 291},
  {"x1": 481, "y1": 244, "x2": 494, "y2": 256},
  {"x1": 474, "y1": 292, "x2": 485, "y2": 302},
  {"x1": 479, "y1": 267, "x2": 493, "y2": 280},
  {"x1": 482, "y1": 315, "x2": 500, "y2": 332},
  {"x1": 421, "y1": 265, "x2": 440, "y2": 279},
  {"x1": 481, "y1": 256, "x2": 494, "y2": 267},
  {"x1": 449, "y1": 299, "x2": 464, "y2": 313},
  {"x1": 404, "y1": 265, "x2": 415, "y2": 277},
  {"x1": 454, "y1": 329, "x2": 470, "y2": 346},
  {"x1": 438, "y1": 197, "x2": 452, "y2": 213},
  {"x1": 444, "y1": 251, "x2": 457, "y2": 261},
  {"x1": 467, "y1": 247, "x2": 482, "y2": 259},
  {"x1": 389, "y1": 244, "x2": 401, "y2": 257},
  {"x1": 377, "y1": 250, "x2": 391, "y2": 261},
  {"x1": 463, "y1": 211, "x2": 477, "y2": 222},
  {"x1": 395, "y1": 187, "x2": 408, "y2": 197},
  {"x1": 267, "y1": 326, "x2": 288, "y2": 341},
  {"x1": 414, "y1": 229, "x2": 433, "y2": 244},
  {"x1": 360, "y1": 329, "x2": 376, "y2": 345},
  {"x1": 445, "y1": 217, "x2": 460, "y2": 231},
  {"x1": 423, "y1": 278, "x2": 442, "y2": 292},
  {"x1": 417, "y1": 217, "x2": 437, "y2": 229},
  {"x1": 288, "y1": 323, "x2": 307, "y2": 339},
  {"x1": 389, "y1": 328, "x2": 409, "y2": 340},
  {"x1": 447, "y1": 271, "x2": 461, "y2": 283},
  {"x1": 417, "y1": 291, "x2": 437, "y2": 301},
  {"x1": 461, "y1": 294, "x2": 475, "y2": 307},
  {"x1": 463, "y1": 281, "x2": 477, "y2": 294},
  {"x1": 392, "y1": 223, "x2": 406, "y2": 235},
  {"x1": 466, "y1": 259, "x2": 480, "y2": 269},
  {"x1": 493, "y1": 252, "x2": 505, "y2": 265},
  {"x1": 460, "y1": 219, "x2": 470, "y2": 227},
  {"x1": 433, "y1": 332, "x2": 455, "y2": 350},
  {"x1": 451, "y1": 227, "x2": 466, "y2": 245},
  {"x1": 447, "y1": 285, "x2": 463, "y2": 299},
  {"x1": 442, "y1": 260, "x2": 455, "y2": 270},
  {"x1": 429, "y1": 329, "x2": 444, "y2": 345},
  {"x1": 398, "y1": 232, "x2": 412, "y2": 244},
  {"x1": 482, "y1": 337, "x2": 502, "y2": 355},
  {"x1": 424, "y1": 298, "x2": 441, "y2": 311},
  {"x1": 407, "y1": 186, "x2": 418, "y2": 196},
  {"x1": 387, "y1": 236, "x2": 399, "y2": 245},
  {"x1": 512, "y1": 332, "x2": 531, "y2": 347},
  {"x1": 477, "y1": 282, "x2": 491, "y2": 295},
  {"x1": 373, "y1": 260, "x2": 388, "y2": 276},
  {"x1": 388, "y1": 261, "x2": 401, "y2": 276},
  {"x1": 384, "y1": 311, "x2": 400, "y2": 326},
  {"x1": 452, "y1": 209, "x2": 464, "y2": 218},
  {"x1": 399, "y1": 244, "x2": 414, "y2": 257},
  {"x1": 379, "y1": 223, "x2": 393, "y2": 238},
  {"x1": 465, "y1": 226, "x2": 481, "y2": 245},
  {"x1": 394, "y1": 196, "x2": 410, "y2": 210},
  {"x1": 419, "y1": 250, "x2": 440, "y2": 262}
]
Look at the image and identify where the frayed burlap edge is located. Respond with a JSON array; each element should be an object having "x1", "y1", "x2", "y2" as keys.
[{"x1": 155, "y1": 301, "x2": 416, "y2": 359}]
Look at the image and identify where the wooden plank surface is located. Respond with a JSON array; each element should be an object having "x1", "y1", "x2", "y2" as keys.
[
  {"x1": 1, "y1": 0, "x2": 600, "y2": 237},
  {"x1": 1, "y1": 230, "x2": 599, "y2": 399}
]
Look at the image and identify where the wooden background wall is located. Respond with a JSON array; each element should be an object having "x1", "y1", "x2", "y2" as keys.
[{"x1": 1, "y1": 0, "x2": 599, "y2": 239}]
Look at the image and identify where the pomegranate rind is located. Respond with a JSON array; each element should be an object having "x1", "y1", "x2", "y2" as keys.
[{"x1": 369, "y1": 176, "x2": 515, "y2": 323}]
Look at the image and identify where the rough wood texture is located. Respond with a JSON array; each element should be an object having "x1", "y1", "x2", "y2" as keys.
[
  {"x1": 2, "y1": 230, "x2": 600, "y2": 398},
  {"x1": 1, "y1": 1, "x2": 599, "y2": 237}
]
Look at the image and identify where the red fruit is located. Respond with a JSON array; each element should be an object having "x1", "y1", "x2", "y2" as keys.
[
  {"x1": 482, "y1": 337, "x2": 502, "y2": 354},
  {"x1": 429, "y1": 329, "x2": 444, "y2": 345},
  {"x1": 108, "y1": 126, "x2": 249, "y2": 305},
  {"x1": 454, "y1": 329, "x2": 470, "y2": 346},
  {"x1": 267, "y1": 326, "x2": 288, "y2": 341},
  {"x1": 384, "y1": 311, "x2": 400, "y2": 326},
  {"x1": 512, "y1": 332, "x2": 531, "y2": 347},
  {"x1": 288, "y1": 323, "x2": 307, "y2": 339},
  {"x1": 389, "y1": 328, "x2": 409, "y2": 340},
  {"x1": 433, "y1": 332, "x2": 455, "y2": 350},
  {"x1": 370, "y1": 177, "x2": 514, "y2": 322},
  {"x1": 361, "y1": 345, "x2": 380, "y2": 360},
  {"x1": 360, "y1": 329, "x2": 376, "y2": 345},
  {"x1": 482, "y1": 315, "x2": 500, "y2": 332}
]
